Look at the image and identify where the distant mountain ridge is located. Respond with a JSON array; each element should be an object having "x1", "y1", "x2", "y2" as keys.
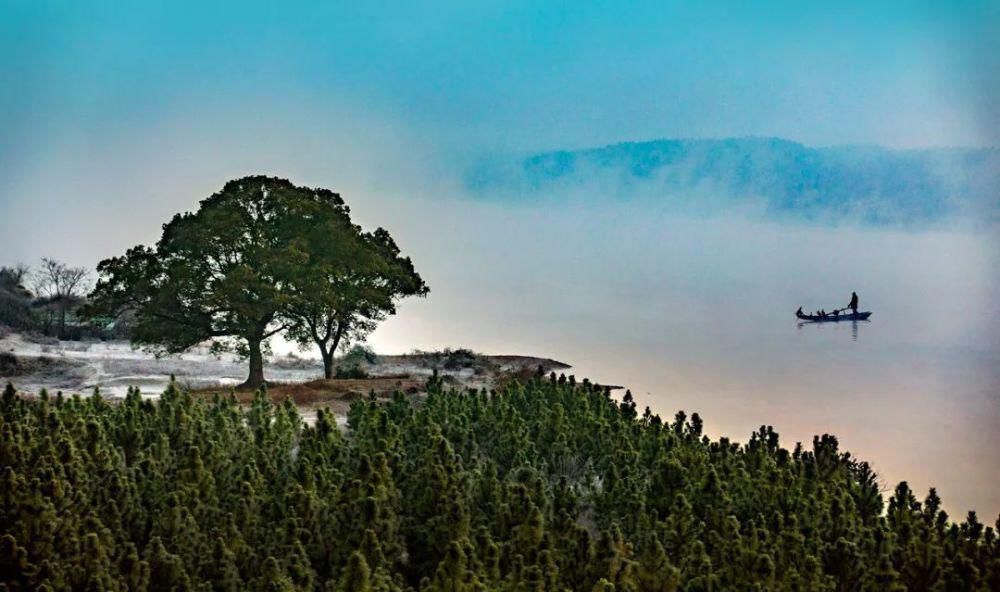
[{"x1": 466, "y1": 137, "x2": 999, "y2": 226}]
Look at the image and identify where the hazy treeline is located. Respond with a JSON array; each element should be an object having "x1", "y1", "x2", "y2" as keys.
[
  {"x1": 2, "y1": 374, "x2": 996, "y2": 591},
  {"x1": 468, "y1": 137, "x2": 1000, "y2": 227},
  {"x1": 0, "y1": 260, "x2": 123, "y2": 341}
]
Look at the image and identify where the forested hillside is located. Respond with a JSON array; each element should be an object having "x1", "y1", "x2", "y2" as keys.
[
  {"x1": 467, "y1": 138, "x2": 999, "y2": 226},
  {"x1": 2, "y1": 374, "x2": 997, "y2": 591}
]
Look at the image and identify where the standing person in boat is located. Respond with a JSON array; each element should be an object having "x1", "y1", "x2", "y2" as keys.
[{"x1": 848, "y1": 291, "x2": 859, "y2": 314}]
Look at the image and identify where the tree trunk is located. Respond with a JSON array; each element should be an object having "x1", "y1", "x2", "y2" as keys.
[
  {"x1": 244, "y1": 338, "x2": 265, "y2": 389},
  {"x1": 321, "y1": 348, "x2": 334, "y2": 380},
  {"x1": 315, "y1": 320, "x2": 345, "y2": 380}
]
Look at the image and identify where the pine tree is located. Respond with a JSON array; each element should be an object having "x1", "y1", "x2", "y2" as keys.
[{"x1": 335, "y1": 551, "x2": 373, "y2": 592}]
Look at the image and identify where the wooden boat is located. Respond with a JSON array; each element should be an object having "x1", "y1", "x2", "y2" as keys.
[{"x1": 796, "y1": 311, "x2": 871, "y2": 322}]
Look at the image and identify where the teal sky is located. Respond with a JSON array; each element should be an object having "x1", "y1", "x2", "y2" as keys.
[
  {"x1": 2, "y1": 0, "x2": 997, "y2": 160},
  {"x1": 1, "y1": 0, "x2": 998, "y2": 266}
]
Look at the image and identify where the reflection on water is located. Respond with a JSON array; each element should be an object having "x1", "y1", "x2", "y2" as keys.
[
  {"x1": 365, "y1": 198, "x2": 1000, "y2": 519},
  {"x1": 797, "y1": 319, "x2": 869, "y2": 341}
]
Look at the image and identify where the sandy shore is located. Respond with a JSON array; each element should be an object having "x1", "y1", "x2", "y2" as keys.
[{"x1": 1, "y1": 331, "x2": 572, "y2": 415}]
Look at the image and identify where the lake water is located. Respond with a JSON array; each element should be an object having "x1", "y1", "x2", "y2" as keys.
[{"x1": 364, "y1": 196, "x2": 1000, "y2": 520}]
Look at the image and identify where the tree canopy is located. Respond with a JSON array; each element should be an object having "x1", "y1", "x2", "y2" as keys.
[
  {"x1": 284, "y1": 224, "x2": 429, "y2": 378},
  {"x1": 85, "y1": 176, "x2": 427, "y2": 386},
  {"x1": 2, "y1": 376, "x2": 997, "y2": 590}
]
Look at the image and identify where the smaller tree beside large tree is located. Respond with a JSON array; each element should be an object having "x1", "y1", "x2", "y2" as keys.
[{"x1": 284, "y1": 225, "x2": 428, "y2": 379}]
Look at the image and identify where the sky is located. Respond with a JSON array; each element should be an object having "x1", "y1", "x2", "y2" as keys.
[
  {"x1": 2, "y1": 1, "x2": 998, "y2": 156},
  {"x1": 2, "y1": 0, "x2": 998, "y2": 264}
]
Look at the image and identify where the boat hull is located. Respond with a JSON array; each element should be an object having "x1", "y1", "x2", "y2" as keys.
[{"x1": 797, "y1": 312, "x2": 871, "y2": 322}]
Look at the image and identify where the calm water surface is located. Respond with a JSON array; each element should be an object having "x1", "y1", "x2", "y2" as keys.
[{"x1": 365, "y1": 197, "x2": 1000, "y2": 519}]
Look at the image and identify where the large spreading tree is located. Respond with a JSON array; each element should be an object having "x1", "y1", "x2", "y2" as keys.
[{"x1": 86, "y1": 175, "x2": 427, "y2": 387}]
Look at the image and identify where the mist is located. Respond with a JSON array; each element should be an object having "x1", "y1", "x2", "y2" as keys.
[{"x1": 360, "y1": 192, "x2": 1000, "y2": 519}]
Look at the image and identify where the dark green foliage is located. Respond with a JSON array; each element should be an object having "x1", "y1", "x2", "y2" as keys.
[
  {"x1": 342, "y1": 344, "x2": 380, "y2": 366},
  {"x1": 0, "y1": 266, "x2": 35, "y2": 331},
  {"x1": 442, "y1": 349, "x2": 478, "y2": 371},
  {"x1": 279, "y1": 201, "x2": 428, "y2": 379},
  {"x1": 2, "y1": 377, "x2": 997, "y2": 590},
  {"x1": 334, "y1": 345, "x2": 378, "y2": 379},
  {"x1": 334, "y1": 365, "x2": 370, "y2": 379}
]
